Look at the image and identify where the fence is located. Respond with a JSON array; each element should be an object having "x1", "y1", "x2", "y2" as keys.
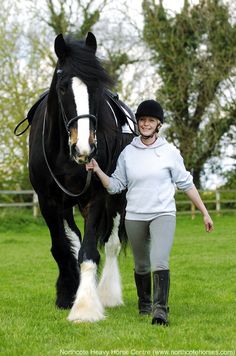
[
  {"x1": 0, "y1": 189, "x2": 236, "y2": 218},
  {"x1": 0, "y1": 190, "x2": 38, "y2": 217},
  {"x1": 176, "y1": 189, "x2": 236, "y2": 218}
]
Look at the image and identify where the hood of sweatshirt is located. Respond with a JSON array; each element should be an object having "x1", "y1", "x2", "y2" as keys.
[{"x1": 130, "y1": 136, "x2": 168, "y2": 149}]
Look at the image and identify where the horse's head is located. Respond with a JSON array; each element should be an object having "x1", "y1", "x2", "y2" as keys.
[{"x1": 53, "y1": 32, "x2": 112, "y2": 164}]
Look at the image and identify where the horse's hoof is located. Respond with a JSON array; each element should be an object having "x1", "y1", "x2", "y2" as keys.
[
  {"x1": 67, "y1": 304, "x2": 105, "y2": 323},
  {"x1": 56, "y1": 302, "x2": 72, "y2": 310},
  {"x1": 56, "y1": 297, "x2": 74, "y2": 309}
]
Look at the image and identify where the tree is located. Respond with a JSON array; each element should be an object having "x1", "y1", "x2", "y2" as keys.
[
  {"x1": 222, "y1": 168, "x2": 236, "y2": 189},
  {"x1": 34, "y1": 0, "x2": 136, "y2": 91},
  {"x1": 0, "y1": 0, "x2": 64, "y2": 190},
  {"x1": 0, "y1": 1, "x2": 48, "y2": 190},
  {"x1": 142, "y1": 0, "x2": 236, "y2": 187}
]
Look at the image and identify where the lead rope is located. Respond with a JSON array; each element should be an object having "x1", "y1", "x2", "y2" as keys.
[{"x1": 42, "y1": 106, "x2": 92, "y2": 197}]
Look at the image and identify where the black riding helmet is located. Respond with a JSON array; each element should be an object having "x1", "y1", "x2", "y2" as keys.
[
  {"x1": 135, "y1": 100, "x2": 164, "y2": 139},
  {"x1": 135, "y1": 99, "x2": 164, "y2": 123}
]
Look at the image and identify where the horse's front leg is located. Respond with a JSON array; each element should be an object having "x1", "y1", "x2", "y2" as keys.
[
  {"x1": 98, "y1": 213, "x2": 123, "y2": 307},
  {"x1": 39, "y1": 197, "x2": 81, "y2": 309},
  {"x1": 67, "y1": 211, "x2": 104, "y2": 323}
]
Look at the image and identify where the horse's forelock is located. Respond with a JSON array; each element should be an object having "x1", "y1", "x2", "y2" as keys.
[{"x1": 63, "y1": 37, "x2": 113, "y2": 89}]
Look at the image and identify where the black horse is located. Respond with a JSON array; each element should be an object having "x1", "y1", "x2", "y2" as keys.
[{"x1": 28, "y1": 32, "x2": 136, "y2": 322}]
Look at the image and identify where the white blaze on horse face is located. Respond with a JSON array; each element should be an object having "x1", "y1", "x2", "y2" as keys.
[{"x1": 72, "y1": 77, "x2": 90, "y2": 155}]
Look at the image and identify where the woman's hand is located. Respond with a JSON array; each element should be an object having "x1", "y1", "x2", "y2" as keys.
[
  {"x1": 86, "y1": 158, "x2": 99, "y2": 172},
  {"x1": 85, "y1": 159, "x2": 110, "y2": 189},
  {"x1": 203, "y1": 214, "x2": 214, "y2": 233},
  {"x1": 185, "y1": 186, "x2": 214, "y2": 233}
]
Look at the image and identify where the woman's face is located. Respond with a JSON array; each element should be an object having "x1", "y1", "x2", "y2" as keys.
[{"x1": 138, "y1": 116, "x2": 161, "y2": 137}]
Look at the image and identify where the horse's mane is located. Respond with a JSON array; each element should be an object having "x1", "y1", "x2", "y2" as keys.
[{"x1": 62, "y1": 36, "x2": 114, "y2": 89}]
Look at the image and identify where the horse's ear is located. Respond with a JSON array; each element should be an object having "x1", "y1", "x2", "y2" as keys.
[
  {"x1": 85, "y1": 32, "x2": 97, "y2": 53},
  {"x1": 54, "y1": 34, "x2": 67, "y2": 60}
]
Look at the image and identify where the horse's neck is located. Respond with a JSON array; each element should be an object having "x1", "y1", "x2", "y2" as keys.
[
  {"x1": 96, "y1": 98, "x2": 123, "y2": 173},
  {"x1": 46, "y1": 95, "x2": 68, "y2": 154}
]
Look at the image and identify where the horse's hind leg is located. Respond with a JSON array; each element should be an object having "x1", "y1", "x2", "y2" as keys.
[{"x1": 98, "y1": 213, "x2": 123, "y2": 307}]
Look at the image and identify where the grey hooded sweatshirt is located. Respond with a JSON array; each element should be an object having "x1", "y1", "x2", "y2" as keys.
[{"x1": 107, "y1": 136, "x2": 194, "y2": 220}]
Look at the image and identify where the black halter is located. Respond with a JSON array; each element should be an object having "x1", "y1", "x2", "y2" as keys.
[{"x1": 42, "y1": 106, "x2": 92, "y2": 197}]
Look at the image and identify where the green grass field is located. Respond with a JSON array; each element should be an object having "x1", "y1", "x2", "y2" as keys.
[{"x1": 0, "y1": 210, "x2": 235, "y2": 356}]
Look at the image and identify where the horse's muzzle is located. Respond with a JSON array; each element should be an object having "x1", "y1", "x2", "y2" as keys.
[{"x1": 71, "y1": 143, "x2": 97, "y2": 164}]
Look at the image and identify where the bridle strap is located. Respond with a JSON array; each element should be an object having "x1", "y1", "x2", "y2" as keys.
[
  {"x1": 57, "y1": 86, "x2": 97, "y2": 135},
  {"x1": 14, "y1": 118, "x2": 30, "y2": 136},
  {"x1": 42, "y1": 106, "x2": 92, "y2": 197},
  {"x1": 66, "y1": 114, "x2": 97, "y2": 133},
  {"x1": 105, "y1": 89, "x2": 138, "y2": 136}
]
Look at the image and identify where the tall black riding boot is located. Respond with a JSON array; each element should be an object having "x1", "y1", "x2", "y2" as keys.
[
  {"x1": 152, "y1": 270, "x2": 170, "y2": 326},
  {"x1": 134, "y1": 272, "x2": 152, "y2": 315}
]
